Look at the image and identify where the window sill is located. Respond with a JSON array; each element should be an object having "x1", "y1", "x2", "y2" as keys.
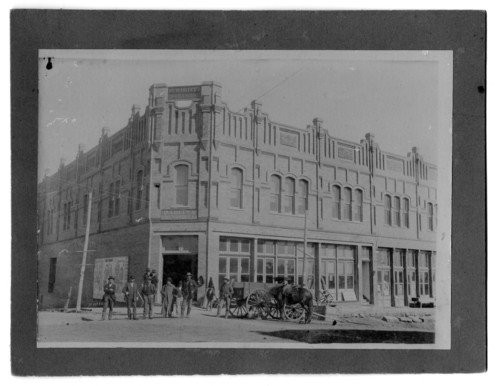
[
  {"x1": 228, "y1": 207, "x2": 245, "y2": 211},
  {"x1": 330, "y1": 218, "x2": 363, "y2": 224},
  {"x1": 269, "y1": 211, "x2": 305, "y2": 217}
]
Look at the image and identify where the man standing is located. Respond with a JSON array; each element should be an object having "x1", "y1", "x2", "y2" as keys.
[
  {"x1": 101, "y1": 276, "x2": 117, "y2": 321},
  {"x1": 160, "y1": 277, "x2": 175, "y2": 318},
  {"x1": 143, "y1": 268, "x2": 152, "y2": 282},
  {"x1": 122, "y1": 275, "x2": 139, "y2": 320},
  {"x1": 216, "y1": 277, "x2": 234, "y2": 319},
  {"x1": 141, "y1": 276, "x2": 156, "y2": 319},
  {"x1": 181, "y1": 272, "x2": 199, "y2": 318},
  {"x1": 150, "y1": 269, "x2": 159, "y2": 287}
]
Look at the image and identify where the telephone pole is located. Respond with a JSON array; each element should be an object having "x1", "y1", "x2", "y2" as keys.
[
  {"x1": 302, "y1": 209, "x2": 307, "y2": 286},
  {"x1": 76, "y1": 191, "x2": 92, "y2": 312}
]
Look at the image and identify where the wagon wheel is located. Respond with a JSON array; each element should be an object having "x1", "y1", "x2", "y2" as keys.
[
  {"x1": 229, "y1": 298, "x2": 248, "y2": 318},
  {"x1": 284, "y1": 304, "x2": 305, "y2": 321},
  {"x1": 246, "y1": 290, "x2": 271, "y2": 319},
  {"x1": 267, "y1": 297, "x2": 281, "y2": 320}
]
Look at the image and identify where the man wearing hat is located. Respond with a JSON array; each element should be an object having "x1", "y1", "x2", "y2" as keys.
[
  {"x1": 216, "y1": 277, "x2": 234, "y2": 319},
  {"x1": 161, "y1": 277, "x2": 175, "y2": 318},
  {"x1": 141, "y1": 276, "x2": 157, "y2": 319},
  {"x1": 181, "y1": 272, "x2": 200, "y2": 317},
  {"x1": 143, "y1": 268, "x2": 152, "y2": 282},
  {"x1": 122, "y1": 275, "x2": 139, "y2": 320},
  {"x1": 101, "y1": 276, "x2": 117, "y2": 321},
  {"x1": 150, "y1": 269, "x2": 159, "y2": 287}
]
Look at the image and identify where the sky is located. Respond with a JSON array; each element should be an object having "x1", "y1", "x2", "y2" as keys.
[{"x1": 38, "y1": 50, "x2": 448, "y2": 181}]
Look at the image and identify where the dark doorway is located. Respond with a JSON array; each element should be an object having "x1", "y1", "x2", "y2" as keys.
[
  {"x1": 162, "y1": 254, "x2": 198, "y2": 287},
  {"x1": 48, "y1": 257, "x2": 57, "y2": 293}
]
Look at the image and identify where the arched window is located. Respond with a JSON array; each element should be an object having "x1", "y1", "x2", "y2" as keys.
[
  {"x1": 175, "y1": 165, "x2": 188, "y2": 206},
  {"x1": 384, "y1": 194, "x2": 392, "y2": 225},
  {"x1": 283, "y1": 177, "x2": 295, "y2": 214},
  {"x1": 332, "y1": 185, "x2": 341, "y2": 219},
  {"x1": 427, "y1": 203, "x2": 434, "y2": 231},
  {"x1": 353, "y1": 189, "x2": 363, "y2": 222},
  {"x1": 153, "y1": 114, "x2": 162, "y2": 140},
  {"x1": 297, "y1": 180, "x2": 308, "y2": 214},
  {"x1": 114, "y1": 180, "x2": 120, "y2": 216},
  {"x1": 403, "y1": 198, "x2": 410, "y2": 228},
  {"x1": 393, "y1": 196, "x2": 401, "y2": 227},
  {"x1": 270, "y1": 175, "x2": 281, "y2": 212},
  {"x1": 135, "y1": 171, "x2": 143, "y2": 210},
  {"x1": 342, "y1": 187, "x2": 352, "y2": 221},
  {"x1": 108, "y1": 182, "x2": 114, "y2": 218},
  {"x1": 230, "y1": 168, "x2": 243, "y2": 208}
]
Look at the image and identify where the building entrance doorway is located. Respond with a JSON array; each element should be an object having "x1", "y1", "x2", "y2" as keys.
[
  {"x1": 162, "y1": 254, "x2": 198, "y2": 288},
  {"x1": 361, "y1": 261, "x2": 370, "y2": 303}
]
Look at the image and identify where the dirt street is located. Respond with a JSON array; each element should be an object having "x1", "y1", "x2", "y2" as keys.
[{"x1": 37, "y1": 304, "x2": 435, "y2": 346}]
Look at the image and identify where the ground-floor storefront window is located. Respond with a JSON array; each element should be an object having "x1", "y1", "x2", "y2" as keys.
[
  {"x1": 376, "y1": 248, "x2": 391, "y2": 305},
  {"x1": 277, "y1": 258, "x2": 295, "y2": 283},
  {"x1": 256, "y1": 258, "x2": 274, "y2": 283},
  {"x1": 418, "y1": 251, "x2": 431, "y2": 297},
  {"x1": 219, "y1": 256, "x2": 250, "y2": 284},
  {"x1": 297, "y1": 259, "x2": 315, "y2": 288},
  {"x1": 393, "y1": 250, "x2": 405, "y2": 297},
  {"x1": 219, "y1": 237, "x2": 251, "y2": 285}
]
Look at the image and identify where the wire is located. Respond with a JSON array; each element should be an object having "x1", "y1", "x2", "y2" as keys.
[{"x1": 39, "y1": 67, "x2": 307, "y2": 223}]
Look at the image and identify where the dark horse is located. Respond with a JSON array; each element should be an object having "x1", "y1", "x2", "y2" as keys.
[{"x1": 269, "y1": 283, "x2": 314, "y2": 324}]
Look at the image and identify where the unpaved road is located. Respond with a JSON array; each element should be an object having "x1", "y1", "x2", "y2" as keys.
[{"x1": 37, "y1": 305, "x2": 434, "y2": 345}]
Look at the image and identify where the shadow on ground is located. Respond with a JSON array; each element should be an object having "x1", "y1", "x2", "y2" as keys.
[{"x1": 255, "y1": 329, "x2": 435, "y2": 344}]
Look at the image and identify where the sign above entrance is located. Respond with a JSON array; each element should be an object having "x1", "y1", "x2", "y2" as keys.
[
  {"x1": 168, "y1": 86, "x2": 202, "y2": 101},
  {"x1": 162, "y1": 235, "x2": 198, "y2": 253}
]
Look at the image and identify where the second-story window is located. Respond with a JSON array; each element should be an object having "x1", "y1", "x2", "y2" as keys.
[
  {"x1": 384, "y1": 194, "x2": 392, "y2": 225},
  {"x1": 353, "y1": 189, "x2": 363, "y2": 222},
  {"x1": 153, "y1": 114, "x2": 162, "y2": 141},
  {"x1": 297, "y1": 179, "x2": 308, "y2": 214},
  {"x1": 427, "y1": 203, "x2": 434, "y2": 231},
  {"x1": 135, "y1": 170, "x2": 143, "y2": 210},
  {"x1": 283, "y1": 177, "x2": 295, "y2": 214},
  {"x1": 230, "y1": 168, "x2": 243, "y2": 208},
  {"x1": 175, "y1": 165, "x2": 188, "y2": 206},
  {"x1": 270, "y1": 175, "x2": 281, "y2": 212},
  {"x1": 108, "y1": 182, "x2": 114, "y2": 218},
  {"x1": 114, "y1": 180, "x2": 120, "y2": 216},
  {"x1": 403, "y1": 198, "x2": 410, "y2": 228},
  {"x1": 393, "y1": 196, "x2": 401, "y2": 227},
  {"x1": 82, "y1": 194, "x2": 88, "y2": 226},
  {"x1": 343, "y1": 187, "x2": 352, "y2": 221},
  {"x1": 332, "y1": 185, "x2": 341, "y2": 219}
]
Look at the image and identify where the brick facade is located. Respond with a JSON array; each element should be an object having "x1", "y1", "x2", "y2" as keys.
[{"x1": 38, "y1": 81, "x2": 438, "y2": 308}]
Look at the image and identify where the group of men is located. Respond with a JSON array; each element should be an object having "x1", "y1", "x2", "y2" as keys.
[{"x1": 101, "y1": 269, "x2": 201, "y2": 320}]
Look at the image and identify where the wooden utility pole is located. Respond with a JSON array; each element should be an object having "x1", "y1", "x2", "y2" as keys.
[
  {"x1": 76, "y1": 191, "x2": 92, "y2": 312},
  {"x1": 302, "y1": 210, "x2": 307, "y2": 286}
]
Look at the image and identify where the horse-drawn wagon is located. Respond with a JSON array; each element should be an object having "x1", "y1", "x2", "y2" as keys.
[{"x1": 225, "y1": 281, "x2": 314, "y2": 323}]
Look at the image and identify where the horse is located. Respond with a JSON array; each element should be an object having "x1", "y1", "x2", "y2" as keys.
[
  {"x1": 269, "y1": 283, "x2": 314, "y2": 324},
  {"x1": 205, "y1": 286, "x2": 216, "y2": 310}
]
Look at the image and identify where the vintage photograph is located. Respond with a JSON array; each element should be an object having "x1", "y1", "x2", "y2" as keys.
[{"x1": 35, "y1": 50, "x2": 452, "y2": 349}]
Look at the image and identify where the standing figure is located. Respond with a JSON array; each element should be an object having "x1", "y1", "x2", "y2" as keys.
[
  {"x1": 101, "y1": 276, "x2": 117, "y2": 321},
  {"x1": 122, "y1": 275, "x2": 139, "y2": 320},
  {"x1": 141, "y1": 276, "x2": 156, "y2": 319},
  {"x1": 205, "y1": 277, "x2": 215, "y2": 311},
  {"x1": 181, "y1": 272, "x2": 199, "y2": 318},
  {"x1": 143, "y1": 268, "x2": 152, "y2": 282},
  {"x1": 161, "y1": 277, "x2": 175, "y2": 318},
  {"x1": 172, "y1": 282, "x2": 182, "y2": 317},
  {"x1": 150, "y1": 269, "x2": 159, "y2": 287},
  {"x1": 216, "y1": 277, "x2": 234, "y2": 318}
]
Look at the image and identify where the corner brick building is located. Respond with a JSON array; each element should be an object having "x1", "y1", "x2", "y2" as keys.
[{"x1": 37, "y1": 82, "x2": 438, "y2": 309}]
